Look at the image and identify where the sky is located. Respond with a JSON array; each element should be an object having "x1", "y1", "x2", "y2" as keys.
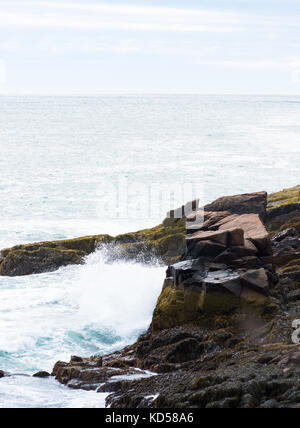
[{"x1": 1, "y1": 0, "x2": 300, "y2": 94}]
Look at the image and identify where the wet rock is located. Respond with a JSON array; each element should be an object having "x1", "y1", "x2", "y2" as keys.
[
  {"x1": 167, "y1": 260, "x2": 208, "y2": 286},
  {"x1": 33, "y1": 371, "x2": 51, "y2": 378},
  {"x1": 273, "y1": 228, "x2": 297, "y2": 243},
  {"x1": 166, "y1": 338, "x2": 203, "y2": 364},
  {"x1": 0, "y1": 370, "x2": 4, "y2": 378},
  {"x1": 0, "y1": 235, "x2": 112, "y2": 277}
]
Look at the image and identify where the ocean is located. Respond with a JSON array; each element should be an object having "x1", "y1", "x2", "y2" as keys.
[{"x1": 0, "y1": 94, "x2": 299, "y2": 407}]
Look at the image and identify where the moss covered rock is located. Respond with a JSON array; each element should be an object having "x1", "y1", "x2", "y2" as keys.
[
  {"x1": 0, "y1": 218, "x2": 186, "y2": 277},
  {"x1": 268, "y1": 185, "x2": 300, "y2": 209},
  {"x1": 266, "y1": 185, "x2": 300, "y2": 282},
  {"x1": 113, "y1": 218, "x2": 186, "y2": 265},
  {"x1": 0, "y1": 235, "x2": 113, "y2": 276}
]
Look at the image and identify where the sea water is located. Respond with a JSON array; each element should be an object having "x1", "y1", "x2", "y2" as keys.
[{"x1": 0, "y1": 94, "x2": 299, "y2": 407}]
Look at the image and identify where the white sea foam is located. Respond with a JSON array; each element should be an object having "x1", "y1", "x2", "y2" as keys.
[
  {"x1": 0, "y1": 248, "x2": 164, "y2": 407},
  {"x1": 72, "y1": 249, "x2": 164, "y2": 336}
]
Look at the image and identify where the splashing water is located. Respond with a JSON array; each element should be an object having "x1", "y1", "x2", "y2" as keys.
[{"x1": 0, "y1": 248, "x2": 165, "y2": 407}]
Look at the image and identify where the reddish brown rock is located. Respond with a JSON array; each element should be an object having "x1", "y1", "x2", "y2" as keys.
[
  {"x1": 205, "y1": 191, "x2": 267, "y2": 221},
  {"x1": 186, "y1": 228, "x2": 244, "y2": 248},
  {"x1": 186, "y1": 210, "x2": 230, "y2": 233},
  {"x1": 215, "y1": 213, "x2": 272, "y2": 256}
]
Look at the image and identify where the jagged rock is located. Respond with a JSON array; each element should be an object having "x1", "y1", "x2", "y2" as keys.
[
  {"x1": 0, "y1": 370, "x2": 4, "y2": 378},
  {"x1": 245, "y1": 239, "x2": 259, "y2": 253},
  {"x1": 201, "y1": 271, "x2": 241, "y2": 312},
  {"x1": 187, "y1": 240, "x2": 227, "y2": 259},
  {"x1": 186, "y1": 210, "x2": 230, "y2": 233},
  {"x1": 269, "y1": 345, "x2": 300, "y2": 371},
  {"x1": 205, "y1": 191, "x2": 268, "y2": 221},
  {"x1": 186, "y1": 228, "x2": 244, "y2": 249},
  {"x1": 167, "y1": 260, "x2": 209, "y2": 286},
  {"x1": 272, "y1": 228, "x2": 297, "y2": 243},
  {"x1": 240, "y1": 269, "x2": 269, "y2": 296},
  {"x1": 215, "y1": 213, "x2": 272, "y2": 256}
]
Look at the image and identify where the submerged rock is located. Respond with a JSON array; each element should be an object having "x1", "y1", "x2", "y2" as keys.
[{"x1": 33, "y1": 371, "x2": 51, "y2": 378}]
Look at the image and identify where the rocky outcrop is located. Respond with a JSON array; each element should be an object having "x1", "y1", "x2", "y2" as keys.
[
  {"x1": 265, "y1": 186, "x2": 300, "y2": 316},
  {"x1": 152, "y1": 203, "x2": 276, "y2": 332},
  {"x1": 0, "y1": 219, "x2": 185, "y2": 277},
  {"x1": 0, "y1": 235, "x2": 113, "y2": 276},
  {"x1": 11, "y1": 185, "x2": 300, "y2": 407},
  {"x1": 48, "y1": 188, "x2": 300, "y2": 408}
]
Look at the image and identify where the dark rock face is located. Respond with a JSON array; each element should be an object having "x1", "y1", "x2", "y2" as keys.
[
  {"x1": 33, "y1": 371, "x2": 51, "y2": 378},
  {"x1": 0, "y1": 370, "x2": 4, "y2": 378}
]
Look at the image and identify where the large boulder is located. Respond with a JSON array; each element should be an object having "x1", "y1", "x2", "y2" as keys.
[
  {"x1": 186, "y1": 228, "x2": 245, "y2": 250},
  {"x1": 153, "y1": 194, "x2": 275, "y2": 331},
  {"x1": 214, "y1": 213, "x2": 272, "y2": 256},
  {"x1": 205, "y1": 191, "x2": 268, "y2": 221}
]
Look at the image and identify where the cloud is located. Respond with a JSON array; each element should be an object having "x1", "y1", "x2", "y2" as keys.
[
  {"x1": 0, "y1": 1, "x2": 283, "y2": 34},
  {"x1": 0, "y1": 10, "x2": 240, "y2": 33},
  {"x1": 193, "y1": 58, "x2": 300, "y2": 85},
  {"x1": 193, "y1": 60, "x2": 288, "y2": 70}
]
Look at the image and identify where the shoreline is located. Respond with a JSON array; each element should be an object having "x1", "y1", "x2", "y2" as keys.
[{"x1": 1, "y1": 185, "x2": 300, "y2": 408}]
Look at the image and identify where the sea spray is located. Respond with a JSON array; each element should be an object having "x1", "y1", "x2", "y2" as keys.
[
  {"x1": 0, "y1": 248, "x2": 164, "y2": 374},
  {"x1": 72, "y1": 246, "x2": 165, "y2": 338},
  {"x1": 0, "y1": 247, "x2": 164, "y2": 407}
]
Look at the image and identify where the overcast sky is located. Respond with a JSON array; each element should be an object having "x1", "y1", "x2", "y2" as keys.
[{"x1": 1, "y1": 0, "x2": 300, "y2": 94}]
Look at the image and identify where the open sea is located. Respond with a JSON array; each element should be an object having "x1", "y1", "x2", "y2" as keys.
[{"x1": 0, "y1": 94, "x2": 299, "y2": 407}]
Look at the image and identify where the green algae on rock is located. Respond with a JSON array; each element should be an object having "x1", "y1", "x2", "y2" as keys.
[
  {"x1": 265, "y1": 185, "x2": 300, "y2": 288},
  {"x1": 0, "y1": 218, "x2": 186, "y2": 277},
  {"x1": 0, "y1": 235, "x2": 113, "y2": 276},
  {"x1": 268, "y1": 185, "x2": 300, "y2": 209}
]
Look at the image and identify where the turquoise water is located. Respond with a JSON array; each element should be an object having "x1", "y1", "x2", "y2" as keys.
[{"x1": 0, "y1": 95, "x2": 299, "y2": 407}]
